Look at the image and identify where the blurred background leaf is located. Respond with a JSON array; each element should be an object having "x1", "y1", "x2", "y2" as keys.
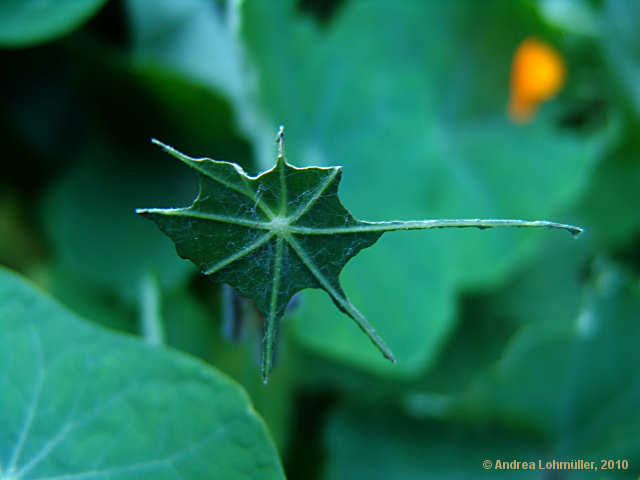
[
  {"x1": 0, "y1": 0, "x2": 108, "y2": 47},
  {"x1": 603, "y1": 0, "x2": 640, "y2": 118},
  {"x1": 323, "y1": 406, "x2": 544, "y2": 480},
  {"x1": 454, "y1": 262, "x2": 640, "y2": 468},
  {"x1": 40, "y1": 149, "x2": 195, "y2": 303}
]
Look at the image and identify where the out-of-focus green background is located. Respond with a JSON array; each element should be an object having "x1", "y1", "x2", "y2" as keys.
[{"x1": 1, "y1": 0, "x2": 639, "y2": 478}]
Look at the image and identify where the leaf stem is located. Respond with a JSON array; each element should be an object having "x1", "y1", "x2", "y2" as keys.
[
  {"x1": 221, "y1": 284, "x2": 242, "y2": 341},
  {"x1": 289, "y1": 218, "x2": 583, "y2": 237},
  {"x1": 275, "y1": 125, "x2": 285, "y2": 159},
  {"x1": 140, "y1": 272, "x2": 164, "y2": 346}
]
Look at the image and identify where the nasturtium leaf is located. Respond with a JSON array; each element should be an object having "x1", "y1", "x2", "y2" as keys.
[
  {"x1": 323, "y1": 406, "x2": 544, "y2": 480},
  {"x1": 0, "y1": 0, "x2": 107, "y2": 48},
  {"x1": 578, "y1": 140, "x2": 640, "y2": 249},
  {"x1": 125, "y1": 0, "x2": 275, "y2": 170},
  {"x1": 138, "y1": 134, "x2": 580, "y2": 382},
  {"x1": 37, "y1": 262, "x2": 138, "y2": 335},
  {"x1": 604, "y1": 0, "x2": 640, "y2": 117},
  {"x1": 41, "y1": 150, "x2": 195, "y2": 304},
  {"x1": 0, "y1": 267, "x2": 284, "y2": 480},
  {"x1": 453, "y1": 264, "x2": 640, "y2": 463}
]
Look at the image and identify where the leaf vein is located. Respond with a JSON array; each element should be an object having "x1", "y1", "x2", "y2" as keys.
[
  {"x1": 151, "y1": 139, "x2": 275, "y2": 219},
  {"x1": 284, "y1": 234, "x2": 395, "y2": 362},
  {"x1": 288, "y1": 168, "x2": 338, "y2": 224},
  {"x1": 261, "y1": 236, "x2": 284, "y2": 383},
  {"x1": 136, "y1": 208, "x2": 272, "y2": 230},
  {"x1": 204, "y1": 232, "x2": 274, "y2": 275},
  {"x1": 6, "y1": 322, "x2": 44, "y2": 473},
  {"x1": 16, "y1": 383, "x2": 139, "y2": 479}
]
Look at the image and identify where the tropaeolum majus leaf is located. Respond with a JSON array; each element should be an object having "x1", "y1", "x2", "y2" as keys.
[{"x1": 138, "y1": 129, "x2": 582, "y2": 383}]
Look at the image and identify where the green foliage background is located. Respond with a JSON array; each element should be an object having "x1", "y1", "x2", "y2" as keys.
[{"x1": 1, "y1": 0, "x2": 639, "y2": 478}]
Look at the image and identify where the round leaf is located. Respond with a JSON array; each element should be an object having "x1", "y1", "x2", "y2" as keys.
[{"x1": 0, "y1": 267, "x2": 285, "y2": 480}]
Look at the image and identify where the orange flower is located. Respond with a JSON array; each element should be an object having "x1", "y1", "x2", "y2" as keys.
[{"x1": 509, "y1": 38, "x2": 566, "y2": 123}]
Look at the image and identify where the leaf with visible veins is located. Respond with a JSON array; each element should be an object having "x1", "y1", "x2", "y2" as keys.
[{"x1": 137, "y1": 129, "x2": 582, "y2": 383}]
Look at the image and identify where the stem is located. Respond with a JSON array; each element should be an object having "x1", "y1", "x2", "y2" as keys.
[
  {"x1": 275, "y1": 125, "x2": 285, "y2": 158},
  {"x1": 140, "y1": 272, "x2": 164, "y2": 346},
  {"x1": 221, "y1": 284, "x2": 243, "y2": 341},
  {"x1": 289, "y1": 218, "x2": 583, "y2": 237}
]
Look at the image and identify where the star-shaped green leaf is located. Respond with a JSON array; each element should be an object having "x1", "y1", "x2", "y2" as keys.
[{"x1": 138, "y1": 130, "x2": 582, "y2": 383}]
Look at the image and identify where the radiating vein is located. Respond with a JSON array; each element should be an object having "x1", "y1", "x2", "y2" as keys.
[
  {"x1": 15, "y1": 349, "x2": 92, "y2": 480},
  {"x1": 289, "y1": 218, "x2": 583, "y2": 237},
  {"x1": 28, "y1": 458, "x2": 171, "y2": 480},
  {"x1": 261, "y1": 236, "x2": 284, "y2": 384},
  {"x1": 16, "y1": 383, "x2": 141, "y2": 479},
  {"x1": 151, "y1": 139, "x2": 275, "y2": 219},
  {"x1": 7, "y1": 322, "x2": 44, "y2": 473},
  {"x1": 288, "y1": 168, "x2": 339, "y2": 224},
  {"x1": 204, "y1": 232, "x2": 274, "y2": 275},
  {"x1": 284, "y1": 234, "x2": 396, "y2": 362},
  {"x1": 136, "y1": 208, "x2": 272, "y2": 230},
  {"x1": 26, "y1": 427, "x2": 226, "y2": 480}
]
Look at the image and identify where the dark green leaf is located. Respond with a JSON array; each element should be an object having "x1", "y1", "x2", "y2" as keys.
[
  {"x1": 0, "y1": 267, "x2": 284, "y2": 480},
  {"x1": 138, "y1": 137, "x2": 580, "y2": 382}
]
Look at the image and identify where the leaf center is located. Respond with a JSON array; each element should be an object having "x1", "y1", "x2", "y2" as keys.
[{"x1": 268, "y1": 216, "x2": 291, "y2": 235}]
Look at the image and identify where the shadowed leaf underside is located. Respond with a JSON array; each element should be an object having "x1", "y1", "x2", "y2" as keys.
[
  {"x1": 138, "y1": 140, "x2": 388, "y2": 382},
  {"x1": 138, "y1": 137, "x2": 582, "y2": 383}
]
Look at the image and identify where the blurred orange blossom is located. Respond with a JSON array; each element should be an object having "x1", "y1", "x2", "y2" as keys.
[{"x1": 509, "y1": 38, "x2": 566, "y2": 123}]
